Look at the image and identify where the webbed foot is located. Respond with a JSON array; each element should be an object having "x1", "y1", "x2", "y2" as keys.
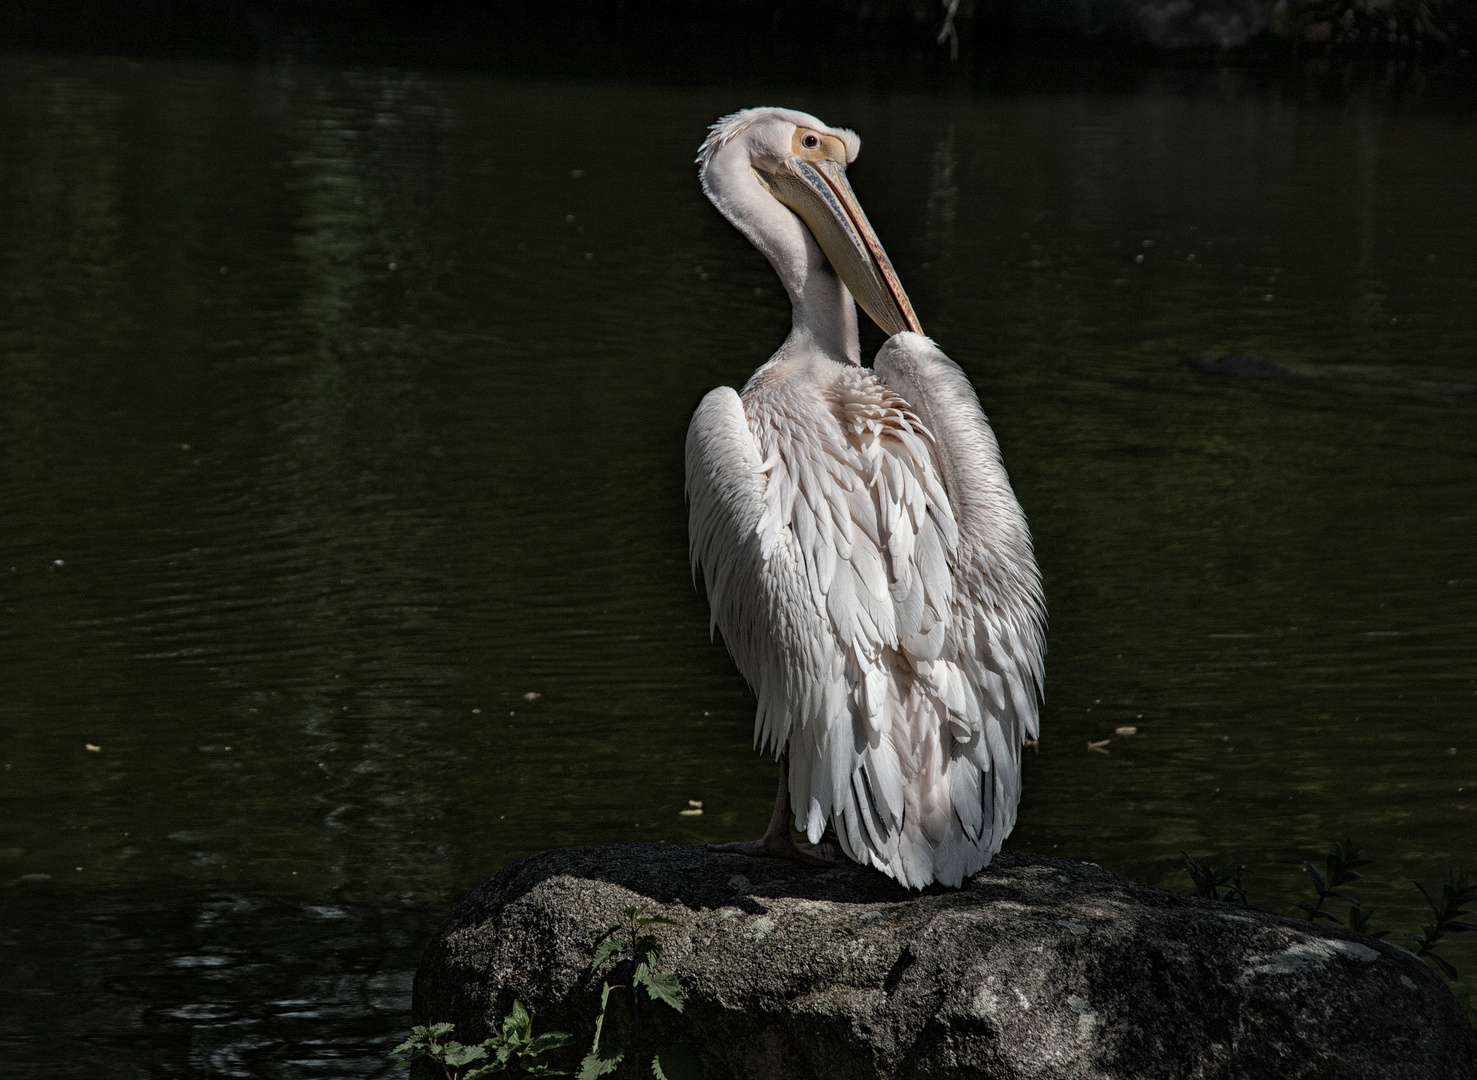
[
  {"x1": 706, "y1": 752, "x2": 840, "y2": 867},
  {"x1": 706, "y1": 834, "x2": 837, "y2": 866}
]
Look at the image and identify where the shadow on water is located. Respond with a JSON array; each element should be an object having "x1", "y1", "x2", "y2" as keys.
[{"x1": 0, "y1": 37, "x2": 1473, "y2": 1079}]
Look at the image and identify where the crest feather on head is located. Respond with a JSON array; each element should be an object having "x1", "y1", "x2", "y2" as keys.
[{"x1": 696, "y1": 107, "x2": 860, "y2": 168}]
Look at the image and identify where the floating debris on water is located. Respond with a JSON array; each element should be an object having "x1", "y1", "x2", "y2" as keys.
[
  {"x1": 1115, "y1": 726, "x2": 1138, "y2": 736},
  {"x1": 680, "y1": 799, "x2": 703, "y2": 816},
  {"x1": 1088, "y1": 739, "x2": 1111, "y2": 754},
  {"x1": 522, "y1": 692, "x2": 542, "y2": 701}
]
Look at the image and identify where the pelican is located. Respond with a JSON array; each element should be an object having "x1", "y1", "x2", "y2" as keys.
[{"x1": 687, "y1": 108, "x2": 1045, "y2": 890}]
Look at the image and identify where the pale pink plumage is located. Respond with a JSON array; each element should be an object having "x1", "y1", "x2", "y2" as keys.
[{"x1": 686, "y1": 109, "x2": 1044, "y2": 889}]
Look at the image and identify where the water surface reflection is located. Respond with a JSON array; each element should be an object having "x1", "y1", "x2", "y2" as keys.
[{"x1": 0, "y1": 55, "x2": 1473, "y2": 1077}]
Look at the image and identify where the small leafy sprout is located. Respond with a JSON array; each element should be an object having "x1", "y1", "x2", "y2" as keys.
[
  {"x1": 1406, "y1": 870, "x2": 1477, "y2": 982},
  {"x1": 1181, "y1": 853, "x2": 1250, "y2": 907},
  {"x1": 590, "y1": 907, "x2": 686, "y2": 1014},
  {"x1": 392, "y1": 1006, "x2": 571, "y2": 1079},
  {"x1": 1292, "y1": 839, "x2": 1372, "y2": 925},
  {"x1": 393, "y1": 1024, "x2": 459, "y2": 1073},
  {"x1": 580, "y1": 906, "x2": 695, "y2": 1080},
  {"x1": 1345, "y1": 900, "x2": 1389, "y2": 940}
]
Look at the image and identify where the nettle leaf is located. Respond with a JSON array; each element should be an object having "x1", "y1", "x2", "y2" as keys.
[
  {"x1": 642, "y1": 972, "x2": 686, "y2": 1012},
  {"x1": 1444, "y1": 920, "x2": 1477, "y2": 934},
  {"x1": 529, "y1": 1032, "x2": 572, "y2": 1055},
  {"x1": 442, "y1": 1042, "x2": 489, "y2": 1068},
  {"x1": 591, "y1": 937, "x2": 624, "y2": 971},
  {"x1": 578, "y1": 1048, "x2": 624, "y2": 1079},
  {"x1": 582, "y1": 982, "x2": 619, "y2": 1068},
  {"x1": 510, "y1": 1000, "x2": 532, "y2": 1030}
]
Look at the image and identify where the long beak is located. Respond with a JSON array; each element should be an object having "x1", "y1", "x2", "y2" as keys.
[{"x1": 765, "y1": 158, "x2": 923, "y2": 338}]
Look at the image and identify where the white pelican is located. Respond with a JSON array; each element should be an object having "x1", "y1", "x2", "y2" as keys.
[{"x1": 687, "y1": 108, "x2": 1045, "y2": 890}]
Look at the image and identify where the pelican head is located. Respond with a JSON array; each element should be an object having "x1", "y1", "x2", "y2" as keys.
[{"x1": 697, "y1": 107, "x2": 922, "y2": 363}]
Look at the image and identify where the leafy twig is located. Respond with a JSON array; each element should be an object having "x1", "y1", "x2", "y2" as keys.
[
  {"x1": 1292, "y1": 839, "x2": 1372, "y2": 926},
  {"x1": 1406, "y1": 870, "x2": 1477, "y2": 982},
  {"x1": 1181, "y1": 853, "x2": 1250, "y2": 907},
  {"x1": 583, "y1": 906, "x2": 692, "y2": 1080}
]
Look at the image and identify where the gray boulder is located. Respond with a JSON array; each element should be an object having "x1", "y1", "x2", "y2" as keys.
[{"x1": 412, "y1": 844, "x2": 1477, "y2": 1079}]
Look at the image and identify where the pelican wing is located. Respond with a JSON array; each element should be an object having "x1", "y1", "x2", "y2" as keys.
[
  {"x1": 686, "y1": 386, "x2": 773, "y2": 688},
  {"x1": 873, "y1": 332, "x2": 1046, "y2": 860},
  {"x1": 688, "y1": 356, "x2": 1040, "y2": 889}
]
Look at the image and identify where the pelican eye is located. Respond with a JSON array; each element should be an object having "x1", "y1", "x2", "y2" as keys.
[{"x1": 802, "y1": 133, "x2": 819, "y2": 149}]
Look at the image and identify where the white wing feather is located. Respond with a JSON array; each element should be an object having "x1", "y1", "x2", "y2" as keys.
[
  {"x1": 687, "y1": 336, "x2": 1044, "y2": 889},
  {"x1": 874, "y1": 333, "x2": 1046, "y2": 863}
]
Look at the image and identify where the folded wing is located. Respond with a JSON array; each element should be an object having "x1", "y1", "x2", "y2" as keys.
[{"x1": 687, "y1": 339, "x2": 1044, "y2": 889}]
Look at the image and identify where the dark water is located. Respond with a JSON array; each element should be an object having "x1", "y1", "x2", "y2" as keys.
[{"x1": 1, "y1": 53, "x2": 1474, "y2": 1076}]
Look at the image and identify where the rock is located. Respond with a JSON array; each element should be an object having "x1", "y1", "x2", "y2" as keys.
[{"x1": 413, "y1": 844, "x2": 1477, "y2": 1080}]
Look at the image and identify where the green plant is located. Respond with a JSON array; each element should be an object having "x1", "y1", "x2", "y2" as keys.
[
  {"x1": 1181, "y1": 853, "x2": 1250, "y2": 907},
  {"x1": 1293, "y1": 839, "x2": 1377, "y2": 930},
  {"x1": 579, "y1": 906, "x2": 696, "y2": 1080},
  {"x1": 1180, "y1": 842, "x2": 1477, "y2": 1029},
  {"x1": 1344, "y1": 899, "x2": 1389, "y2": 939},
  {"x1": 392, "y1": 1005, "x2": 571, "y2": 1079},
  {"x1": 1406, "y1": 870, "x2": 1477, "y2": 982}
]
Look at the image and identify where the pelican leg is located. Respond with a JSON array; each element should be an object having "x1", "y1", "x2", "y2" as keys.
[{"x1": 706, "y1": 750, "x2": 838, "y2": 867}]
